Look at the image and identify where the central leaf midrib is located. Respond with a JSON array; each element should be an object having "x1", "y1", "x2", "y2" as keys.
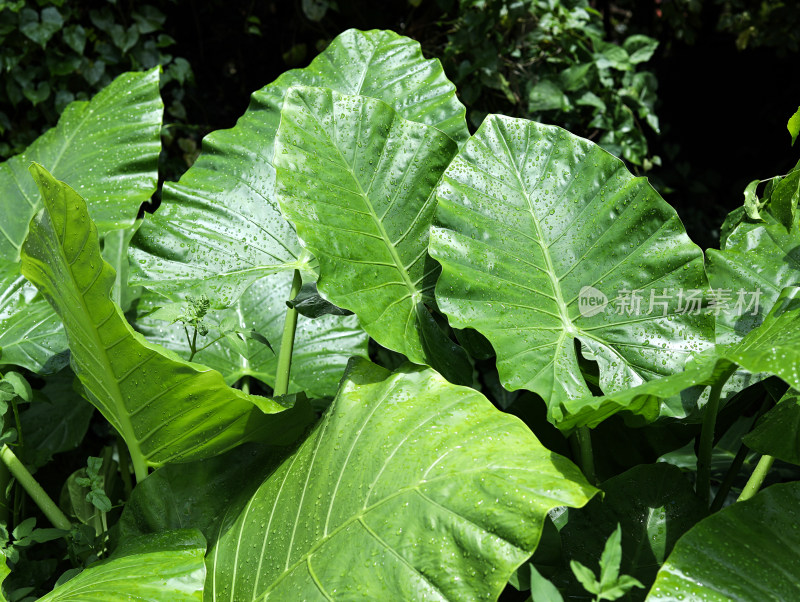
[
  {"x1": 498, "y1": 131, "x2": 574, "y2": 333},
  {"x1": 303, "y1": 98, "x2": 419, "y2": 299},
  {"x1": 48, "y1": 204, "x2": 146, "y2": 468}
]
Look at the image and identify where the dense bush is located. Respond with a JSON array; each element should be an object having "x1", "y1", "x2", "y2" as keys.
[{"x1": 439, "y1": 0, "x2": 661, "y2": 168}]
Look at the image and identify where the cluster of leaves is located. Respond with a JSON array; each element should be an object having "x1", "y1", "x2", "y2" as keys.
[
  {"x1": 0, "y1": 26, "x2": 800, "y2": 601},
  {"x1": 0, "y1": 0, "x2": 192, "y2": 160},
  {"x1": 439, "y1": 0, "x2": 661, "y2": 166}
]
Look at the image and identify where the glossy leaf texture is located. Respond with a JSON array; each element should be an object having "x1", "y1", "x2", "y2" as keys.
[
  {"x1": 429, "y1": 115, "x2": 711, "y2": 423},
  {"x1": 560, "y1": 285, "x2": 800, "y2": 430},
  {"x1": 0, "y1": 68, "x2": 162, "y2": 372},
  {"x1": 119, "y1": 443, "x2": 284, "y2": 549},
  {"x1": 275, "y1": 86, "x2": 470, "y2": 381},
  {"x1": 706, "y1": 185, "x2": 800, "y2": 345},
  {"x1": 742, "y1": 388, "x2": 800, "y2": 465},
  {"x1": 0, "y1": 262, "x2": 66, "y2": 372},
  {"x1": 646, "y1": 482, "x2": 800, "y2": 601},
  {"x1": 20, "y1": 165, "x2": 312, "y2": 472},
  {"x1": 0, "y1": 67, "x2": 162, "y2": 262},
  {"x1": 206, "y1": 358, "x2": 597, "y2": 601},
  {"x1": 39, "y1": 530, "x2": 206, "y2": 601},
  {"x1": 130, "y1": 28, "x2": 467, "y2": 305},
  {"x1": 134, "y1": 273, "x2": 368, "y2": 398}
]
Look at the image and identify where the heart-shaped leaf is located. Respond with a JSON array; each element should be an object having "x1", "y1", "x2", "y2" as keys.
[
  {"x1": 560, "y1": 464, "x2": 707, "y2": 595},
  {"x1": 275, "y1": 86, "x2": 470, "y2": 381},
  {"x1": 130, "y1": 29, "x2": 467, "y2": 306},
  {"x1": 429, "y1": 115, "x2": 712, "y2": 423},
  {"x1": 207, "y1": 357, "x2": 597, "y2": 600},
  {"x1": 21, "y1": 165, "x2": 312, "y2": 480},
  {"x1": 646, "y1": 482, "x2": 800, "y2": 601}
]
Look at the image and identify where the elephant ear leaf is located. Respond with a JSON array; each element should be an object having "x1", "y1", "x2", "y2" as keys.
[
  {"x1": 20, "y1": 164, "x2": 312, "y2": 480},
  {"x1": 130, "y1": 28, "x2": 466, "y2": 306},
  {"x1": 0, "y1": 67, "x2": 162, "y2": 263},
  {"x1": 0, "y1": 68, "x2": 163, "y2": 373},
  {"x1": 207, "y1": 358, "x2": 597, "y2": 601},
  {"x1": 429, "y1": 115, "x2": 712, "y2": 424},
  {"x1": 275, "y1": 86, "x2": 471, "y2": 382}
]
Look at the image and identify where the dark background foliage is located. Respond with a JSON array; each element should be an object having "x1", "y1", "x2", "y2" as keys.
[{"x1": 2, "y1": 0, "x2": 798, "y2": 245}]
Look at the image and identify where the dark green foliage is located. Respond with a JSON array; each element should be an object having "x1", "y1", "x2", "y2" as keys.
[
  {"x1": 439, "y1": 0, "x2": 661, "y2": 166},
  {"x1": 0, "y1": 0, "x2": 191, "y2": 160}
]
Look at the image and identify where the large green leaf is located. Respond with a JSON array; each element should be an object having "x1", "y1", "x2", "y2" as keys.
[
  {"x1": 130, "y1": 28, "x2": 467, "y2": 305},
  {"x1": 133, "y1": 273, "x2": 368, "y2": 398},
  {"x1": 207, "y1": 358, "x2": 597, "y2": 601},
  {"x1": 0, "y1": 262, "x2": 66, "y2": 372},
  {"x1": 275, "y1": 86, "x2": 470, "y2": 380},
  {"x1": 20, "y1": 165, "x2": 312, "y2": 477},
  {"x1": 646, "y1": 482, "x2": 800, "y2": 601},
  {"x1": 39, "y1": 530, "x2": 205, "y2": 601},
  {"x1": 0, "y1": 67, "x2": 162, "y2": 262},
  {"x1": 429, "y1": 115, "x2": 712, "y2": 422},
  {"x1": 0, "y1": 68, "x2": 162, "y2": 372}
]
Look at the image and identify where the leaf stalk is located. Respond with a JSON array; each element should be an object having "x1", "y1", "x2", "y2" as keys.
[
  {"x1": 0, "y1": 444, "x2": 71, "y2": 531},
  {"x1": 737, "y1": 455, "x2": 775, "y2": 502},
  {"x1": 696, "y1": 367, "x2": 736, "y2": 505},
  {"x1": 273, "y1": 270, "x2": 303, "y2": 397}
]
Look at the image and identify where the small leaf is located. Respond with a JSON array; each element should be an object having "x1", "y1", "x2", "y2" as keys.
[
  {"x1": 599, "y1": 524, "x2": 623, "y2": 588},
  {"x1": 599, "y1": 574, "x2": 644, "y2": 600},
  {"x1": 743, "y1": 179, "x2": 763, "y2": 220},
  {"x1": 529, "y1": 565, "x2": 564, "y2": 602},
  {"x1": 286, "y1": 282, "x2": 353, "y2": 318},
  {"x1": 86, "y1": 490, "x2": 112, "y2": 513},
  {"x1": 570, "y1": 560, "x2": 600, "y2": 595},
  {"x1": 788, "y1": 105, "x2": 800, "y2": 146}
]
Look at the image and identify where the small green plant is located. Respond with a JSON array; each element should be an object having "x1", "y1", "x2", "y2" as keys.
[{"x1": 570, "y1": 525, "x2": 644, "y2": 601}]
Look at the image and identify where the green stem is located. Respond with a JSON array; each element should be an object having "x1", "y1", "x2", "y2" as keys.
[
  {"x1": 188, "y1": 326, "x2": 199, "y2": 362},
  {"x1": 273, "y1": 270, "x2": 302, "y2": 397},
  {"x1": 576, "y1": 427, "x2": 596, "y2": 485},
  {"x1": 0, "y1": 444, "x2": 71, "y2": 531},
  {"x1": 696, "y1": 368, "x2": 735, "y2": 506},
  {"x1": 737, "y1": 455, "x2": 775, "y2": 502},
  {"x1": 240, "y1": 375, "x2": 250, "y2": 396}
]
